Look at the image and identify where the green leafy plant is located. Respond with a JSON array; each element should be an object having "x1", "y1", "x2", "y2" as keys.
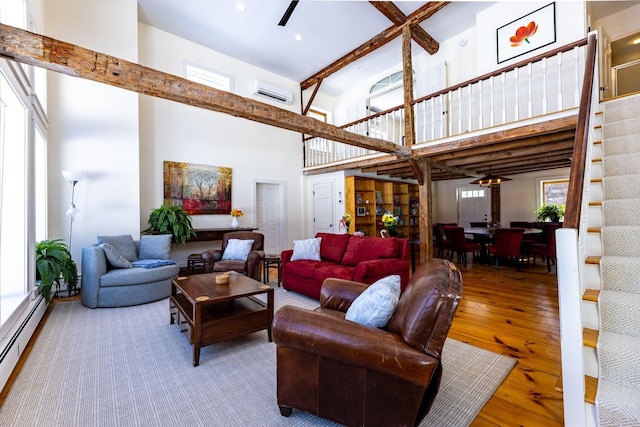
[
  {"x1": 535, "y1": 203, "x2": 565, "y2": 223},
  {"x1": 35, "y1": 239, "x2": 79, "y2": 303},
  {"x1": 145, "y1": 204, "x2": 196, "y2": 245}
]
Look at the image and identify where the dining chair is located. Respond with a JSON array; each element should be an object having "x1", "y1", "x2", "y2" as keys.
[
  {"x1": 432, "y1": 224, "x2": 451, "y2": 258},
  {"x1": 524, "y1": 223, "x2": 561, "y2": 272},
  {"x1": 444, "y1": 226, "x2": 482, "y2": 267},
  {"x1": 486, "y1": 228, "x2": 525, "y2": 271}
]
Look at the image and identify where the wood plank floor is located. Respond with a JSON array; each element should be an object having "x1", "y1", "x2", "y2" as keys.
[
  {"x1": 446, "y1": 256, "x2": 564, "y2": 426},
  {"x1": 1, "y1": 257, "x2": 563, "y2": 425}
]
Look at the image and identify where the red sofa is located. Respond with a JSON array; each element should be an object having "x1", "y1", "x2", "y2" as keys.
[{"x1": 281, "y1": 232, "x2": 410, "y2": 299}]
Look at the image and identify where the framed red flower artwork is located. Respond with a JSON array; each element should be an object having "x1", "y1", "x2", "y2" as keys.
[{"x1": 496, "y1": 2, "x2": 556, "y2": 64}]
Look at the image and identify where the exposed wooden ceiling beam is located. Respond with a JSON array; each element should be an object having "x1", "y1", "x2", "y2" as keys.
[
  {"x1": 0, "y1": 24, "x2": 411, "y2": 157},
  {"x1": 300, "y1": 2, "x2": 448, "y2": 90},
  {"x1": 412, "y1": 116, "x2": 577, "y2": 157},
  {"x1": 369, "y1": 1, "x2": 439, "y2": 54},
  {"x1": 443, "y1": 141, "x2": 574, "y2": 167}
]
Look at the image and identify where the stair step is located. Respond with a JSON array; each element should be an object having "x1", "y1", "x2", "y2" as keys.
[
  {"x1": 603, "y1": 175, "x2": 640, "y2": 200},
  {"x1": 604, "y1": 118, "x2": 640, "y2": 139},
  {"x1": 603, "y1": 226, "x2": 640, "y2": 257},
  {"x1": 585, "y1": 255, "x2": 600, "y2": 265},
  {"x1": 603, "y1": 199, "x2": 640, "y2": 226},
  {"x1": 584, "y1": 328, "x2": 598, "y2": 348},
  {"x1": 599, "y1": 292, "x2": 640, "y2": 338},
  {"x1": 583, "y1": 289, "x2": 600, "y2": 302},
  {"x1": 602, "y1": 134, "x2": 640, "y2": 157},
  {"x1": 596, "y1": 379, "x2": 640, "y2": 424},
  {"x1": 605, "y1": 100, "x2": 640, "y2": 123},
  {"x1": 589, "y1": 201, "x2": 602, "y2": 207},
  {"x1": 587, "y1": 227, "x2": 601, "y2": 233},
  {"x1": 601, "y1": 256, "x2": 640, "y2": 293},
  {"x1": 603, "y1": 153, "x2": 640, "y2": 177},
  {"x1": 591, "y1": 178, "x2": 602, "y2": 183},
  {"x1": 586, "y1": 375, "x2": 597, "y2": 405}
]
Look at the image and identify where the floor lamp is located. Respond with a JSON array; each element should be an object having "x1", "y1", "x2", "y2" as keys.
[{"x1": 62, "y1": 170, "x2": 86, "y2": 251}]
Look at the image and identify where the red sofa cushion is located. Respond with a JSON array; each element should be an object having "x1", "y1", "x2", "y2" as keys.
[
  {"x1": 286, "y1": 259, "x2": 334, "y2": 277},
  {"x1": 316, "y1": 232, "x2": 351, "y2": 264},
  {"x1": 314, "y1": 264, "x2": 356, "y2": 284},
  {"x1": 341, "y1": 236, "x2": 398, "y2": 266}
]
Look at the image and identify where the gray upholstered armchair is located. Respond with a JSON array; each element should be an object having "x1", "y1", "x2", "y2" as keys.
[{"x1": 201, "y1": 231, "x2": 265, "y2": 281}]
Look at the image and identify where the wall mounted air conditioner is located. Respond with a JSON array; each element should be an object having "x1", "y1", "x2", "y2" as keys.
[{"x1": 252, "y1": 80, "x2": 293, "y2": 105}]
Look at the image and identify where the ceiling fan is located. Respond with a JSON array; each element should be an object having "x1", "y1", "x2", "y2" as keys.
[{"x1": 278, "y1": 0, "x2": 299, "y2": 26}]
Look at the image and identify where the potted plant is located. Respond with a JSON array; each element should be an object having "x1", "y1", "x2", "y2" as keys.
[
  {"x1": 35, "y1": 239, "x2": 79, "y2": 303},
  {"x1": 535, "y1": 203, "x2": 565, "y2": 223},
  {"x1": 145, "y1": 204, "x2": 196, "y2": 245}
]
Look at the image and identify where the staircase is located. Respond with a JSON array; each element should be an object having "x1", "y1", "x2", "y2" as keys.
[{"x1": 583, "y1": 94, "x2": 640, "y2": 426}]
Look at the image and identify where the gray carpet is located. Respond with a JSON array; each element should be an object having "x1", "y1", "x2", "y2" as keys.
[{"x1": 0, "y1": 287, "x2": 516, "y2": 427}]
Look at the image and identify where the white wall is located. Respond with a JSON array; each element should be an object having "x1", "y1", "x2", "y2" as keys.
[
  {"x1": 44, "y1": 0, "x2": 140, "y2": 265},
  {"x1": 138, "y1": 24, "x2": 304, "y2": 263},
  {"x1": 434, "y1": 168, "x2": 571, "y2": 225},
  {"x1": 592, "y1": 3, "x2": 640, "y2": 41}
]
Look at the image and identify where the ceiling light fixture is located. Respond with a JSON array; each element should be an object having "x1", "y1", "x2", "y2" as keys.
[
  {"x1": 632, "y1": 38, "x2": 640, "y2": 45},
  {"x1": 469, "y1": 172, "x2": 512, "y2": 187},
  {"x1": 236, "y1": 3, "x2": 246, "y2": 12},
  {"x1": 294, "y1": 34, "x2": 303, "y2": 41}
]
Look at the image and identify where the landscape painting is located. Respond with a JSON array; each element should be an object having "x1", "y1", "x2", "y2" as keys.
[{"x1": 163, "y1": 161, "x2": 232, "y2": 215}]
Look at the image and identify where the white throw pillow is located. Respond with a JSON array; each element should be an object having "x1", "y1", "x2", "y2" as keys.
[
  {"x1": 222, "y1": 239, "x2": 254, "y2": 261},
  {"x1": 290, "y1": 237, "x2": 322, "y2": 261},
  {"x1": 345, "y1": 275, "x2": 401, "y2": 328}
]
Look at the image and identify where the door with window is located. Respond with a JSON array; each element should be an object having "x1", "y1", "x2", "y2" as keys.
[{"x1": 458, "y1": 187, "x2": 490, "y2": 227}]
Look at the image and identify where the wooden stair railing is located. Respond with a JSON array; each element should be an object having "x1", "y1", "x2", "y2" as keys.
[{"x1": 563, "y1": 33, "x2": 597, "y2": 229}]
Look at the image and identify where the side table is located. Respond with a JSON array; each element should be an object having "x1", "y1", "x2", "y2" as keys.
[
  {"x1": 187, "y1": 253, "x2": 205, "y2": 275},
  {"x1": 263, "y1": 254, "x2": 282, "y2": 286}
]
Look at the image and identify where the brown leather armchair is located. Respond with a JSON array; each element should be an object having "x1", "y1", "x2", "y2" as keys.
[
  {"x1": 200, "y1": 231, "x2": 265, "y2": 281},
  {"x1": 272, "y1": 258, "x2": 463, "y2": 427}
]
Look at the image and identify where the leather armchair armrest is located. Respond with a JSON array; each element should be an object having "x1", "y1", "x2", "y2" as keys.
[
  {"x1": 320, "y1": 278, "x2": 369, "y2": 313},
  {"x1": 273, "y1": 305, "x2": 438, "y2": 386},
  {"x1": 246, "y1": 250, "x2": 265, "y2": 280},
  {"x1": 201, "y1": 249, "x2": 223, "y2": 273}
]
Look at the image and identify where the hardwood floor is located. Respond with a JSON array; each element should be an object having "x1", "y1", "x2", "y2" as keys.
[
  {"x1": 446, "y1": 255, "x2": 564, "y2": 426},
  {"x1": 2, "y1": 258, "x2": 563, "y2": 425}
]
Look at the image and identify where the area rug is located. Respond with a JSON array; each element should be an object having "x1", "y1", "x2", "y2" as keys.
[{"x1": 0, "y1": 288, "x2": 515, "y2": 427}]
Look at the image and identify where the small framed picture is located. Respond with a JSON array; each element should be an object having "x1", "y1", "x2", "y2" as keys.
[
  {"x1": 356, "y1": 207, "x2": 367, "y2": 216},
  {"x1": 355, "y1": 193, "x2": 364, "y2": 204}
]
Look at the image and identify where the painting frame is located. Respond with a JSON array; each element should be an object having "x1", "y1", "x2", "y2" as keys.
[
  {"x1": 163, "y1": 161, "x2": 232, "y2": 215},
  {"x1": 496, "y1": 2, "x2": 556, "y2": 64}
]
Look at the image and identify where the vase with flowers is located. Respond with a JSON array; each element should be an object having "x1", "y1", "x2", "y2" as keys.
[
  {"x1": 339, "y1": 212, "x2": 352, "y2": 233},
  {"x1": 381, "y1": 212, "x2": 400, "y2": 237},
  {"x1": 230, "y1": 207, "x2": 244, "y2": 229}
]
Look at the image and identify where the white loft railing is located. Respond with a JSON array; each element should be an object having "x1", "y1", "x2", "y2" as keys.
[{"x1": 304, "y1": 38, "x2": 589, "y2": 168}]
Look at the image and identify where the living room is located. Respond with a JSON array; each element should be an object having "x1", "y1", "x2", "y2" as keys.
[{"x1": 1, "y1": 0, "x2": 640, "y2": 424}]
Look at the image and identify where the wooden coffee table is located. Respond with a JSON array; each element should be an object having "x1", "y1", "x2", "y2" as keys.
[{"x1": 170, "y1": 271, "x2": 274, "y2": 366}]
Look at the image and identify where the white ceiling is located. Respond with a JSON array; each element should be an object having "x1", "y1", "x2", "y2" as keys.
[{"x1": 137, "y1": 1, "x2": 639, "y2": 97}]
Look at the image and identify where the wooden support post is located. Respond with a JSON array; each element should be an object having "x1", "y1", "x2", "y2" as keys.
[
  {"x1": 417, "y1": 159, "x2": 432, "y2": 265},
  {"x1": 491, "y1": 185, "x2": 501, "y2": 223},
  {"x1": 402, "y1": 25, "x2": 415, "y2": 148}
]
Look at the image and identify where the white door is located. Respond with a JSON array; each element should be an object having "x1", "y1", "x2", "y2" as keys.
[
  {"x1": 598, "y1": 25, "x2": 612, "y2": 100},
  {"x1": 256, "y1": 183, "x2": 281, "y2": 255},
  {"x1": 458, "y1": 187, "x2": 491, "y2": 227},
  {"x1": 313, "y1": 182, "x2": 334, "y2": 234}
]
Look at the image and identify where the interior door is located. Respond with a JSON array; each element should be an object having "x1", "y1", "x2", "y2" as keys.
[
  {"x1": 458, "y1": 187, "x2": 490, "y2": 228},
  {"x1": 313, "y1": 182, "x2": 334, "y2": 234},
  {"x1": 256, "y1": 183, "x2": 281, "y2": 255},
  {"x1": 598, "y1": 25, "x2": 612, "y2": 100}
]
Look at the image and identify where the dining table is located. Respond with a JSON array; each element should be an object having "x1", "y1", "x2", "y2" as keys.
[{"x1": 463, "y1": 227, "x2": 543, "y2": 263}]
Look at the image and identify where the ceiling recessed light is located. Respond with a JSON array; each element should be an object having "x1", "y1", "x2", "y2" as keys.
[
  {"x1": 632, "y1": 38, "x2": 640, "y2": 45},
  {"x1": 236, "y1": 3, "x2": 246, "y2": 12},
  {"x1": 294, "y1": 34, "x2": 303, "y2": 41}
]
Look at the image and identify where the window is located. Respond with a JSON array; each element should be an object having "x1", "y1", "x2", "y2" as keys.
[
  {"x1": 0, "y1": 0, "x2": 48, "y2": 333},
  {"x1": 542, "y1": 179, "x2": 568, "y2": 205},
  {"x1": 183, "y1": 62, "x2": 233, "y2": 92},
  {"x1": 461, "y1": 189, "x2": 486, "y2": 199},
  {"x1": 308, "y1": 108, "x2": 327, "y2": 122}
]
